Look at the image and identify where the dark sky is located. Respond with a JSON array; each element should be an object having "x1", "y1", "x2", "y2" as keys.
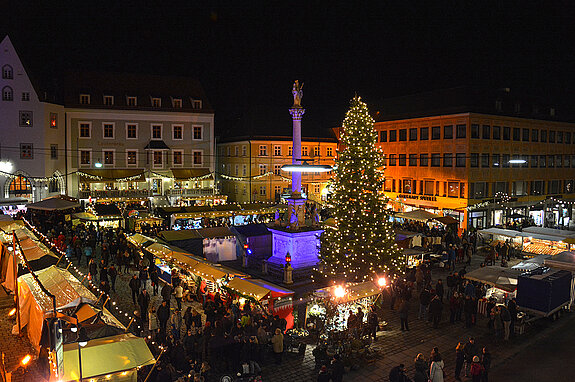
[{"x1": 4, "y1": 1, "x2": 575, "y2": 135}]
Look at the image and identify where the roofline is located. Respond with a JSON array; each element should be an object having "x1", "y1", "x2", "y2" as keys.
[
  {"x1": 216, "y1": 135, "x2": 339, "y2": 144},
  {"x1": 374, "y1": 111, "x2": 575, "y2": 126}
]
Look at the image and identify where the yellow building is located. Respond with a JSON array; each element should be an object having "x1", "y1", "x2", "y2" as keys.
[
  {"x1": 217, "y1": 136, "x2": 337, "y2": 203},
  {"x1": 373, "y1": 87, "x2": 575, "y2": 229}
]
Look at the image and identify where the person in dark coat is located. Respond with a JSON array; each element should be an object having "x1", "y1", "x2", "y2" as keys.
[
  {"x1": 317, "y1": 365, "x2": 330, "y2": 382},
  {"x1": 367, "y1": 306, "x2": 379, "y2": 340},
  {"x1": 161, "y1": 283, "x2": 173, "y2": 307},
  {"x1": 481, "y1": 346, "x2": 491, "y2": 382},
  {"x1": 156, "y1": 300, "x2": 171, "y2": 334},
  {"x1": 455, "y1": 342, "x2": 465, "y2": 381},
  {"x1": 108, "y1": 265, "x2": 117, "y2": 292},
  {"x1": 330, "y1": 354, "x2": 345, "y2": 382},
  {"x1": 399, "y1": 298, "x2": 409, "y2": 331},
  {"x1": 149, "y1": 266, "x2": 160, "y2": 296},
  {"x1": 429, "y1": 295, "x2": 443, "y2": 328},
  {"x1": 435, "y1": 279, "x2": 445, "y2": 302},
  {"x1": 99, "y1": 266, "x2": 108, "y2": 284},
  {"x1": 129, "y1": 275, "x2": 140, "y2": 304},
  {"x1": 138, "y1": 289, "x2": 151, "y2": 321}
]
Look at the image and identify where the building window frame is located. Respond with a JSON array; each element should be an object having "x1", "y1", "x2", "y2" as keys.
[
  {"x1": 151, "y1": 124, "x2": 163, "y2": 140},
  {"x1": 172, "y1": 150, "x2": 184, "y2": 166},
  {"x1": 172, "y1": 124, "x2": 184, "y2": 140},
  {"x1": 102, "y1": 122, "x2": 115, "y2": 139},
  {"x1": 126, "y1": 123, "x2": 138, "y2": 139},
  {"x1": 79, "y1": 94, "x2": 90, "y2": 105},
  {"x1": 126, "y1": 150, "x2": 138, "y2": 167},
  {"x1": 192, "y1": 150, "x2": 203, "y2": 166},
  {"x1": 79, "y1": 122, "x2": 92, "y2": 139},
  {"x1": 102, "y1": 149, "x2": 115, "y2": 167},
  {"x1": 79, "y1": 149, "x2": 92, "y2": 167},
  {"x1": 192, "y1": 125, "x2": 203, "y2": 140},
  {"x1": 50, "y1": 113, "x2": 58, "y2": 129},
  {"x1": 103, "y1": 95, "x2": 114, "y2": 106},
  {"x1": 19, "y1": 111, "x2": 33, "y2": 127}
]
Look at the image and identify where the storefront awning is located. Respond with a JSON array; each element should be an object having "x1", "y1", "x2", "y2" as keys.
[
  {"x1": 78, "y1": 169, "x2": 146, "y2": 183},
  {"x1": 433, "y1": 215, "x2": 459, "y2": 225},
  {"x1": 26, "y1": 196, "x2": 80, "y2": 211},
  {"x1": 171, "y1": 168, "x2": 212, "y2": 180},
  {"x1": 226, "y1": 277, "x2": 272, "y2": 301},
  {"x1": 396, "y1": 209, "x2": 440, "y2": 222}
]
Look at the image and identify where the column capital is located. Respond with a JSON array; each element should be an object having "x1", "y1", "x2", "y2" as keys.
[{"x1": 289, "y1": 107, "x2": 306, "y2": 120}]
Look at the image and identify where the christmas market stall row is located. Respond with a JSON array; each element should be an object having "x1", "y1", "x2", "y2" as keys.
[
  {"x1": 128, "y1": 233, "x2": 295, "y2": 327},
  {"x1": 0, "y1": 221, "x2": 155, "y2": 382}
]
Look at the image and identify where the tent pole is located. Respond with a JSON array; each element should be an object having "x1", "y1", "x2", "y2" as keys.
[
  {"x1": 12, "y1": 231, "x2": 20, "y2": 335},
  {"x1": 143, "y1": 347, "x2": 165, "y2": 382}
]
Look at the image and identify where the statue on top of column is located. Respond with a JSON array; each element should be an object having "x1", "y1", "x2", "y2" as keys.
[{"x1": 292, "y1": 80, "x2": 304, "y2": 108}]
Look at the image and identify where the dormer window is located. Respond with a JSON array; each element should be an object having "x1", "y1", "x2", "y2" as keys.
[
  {"x1": 80, "y1": 94, "x2": 90, "y2": 105},
  {"x1": 2, "y1": 65, "x2": 13, "y2": 79},
  {"x1": 2, "y1": 86, "x2": 13, "y2": 101},
  {"x1": 173, "y1": 98, "x2": 182, "y2": 108},
  {"x1": 495, "y1": 99, "x2": 502, "y2": 111},
  {"x1": 192, "y1": 99, "x2": 202, "y2": 109},
  {"x1": 127, "y1": 96, "x2": 137, "y2": 106},
  {"x1": 550, "y1": 107, "x2": 556, "y2": 117},
  {"x1": 151, "y1": 97, "x2": 161, "y2": 107},
  {"x1": 104, "y1": 95, "x2": 114, "y2": 106}
]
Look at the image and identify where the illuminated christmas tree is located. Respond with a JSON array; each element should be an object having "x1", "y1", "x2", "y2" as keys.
[{"x1": 319, "y1": 96, "x2": 403, "y2": 282}]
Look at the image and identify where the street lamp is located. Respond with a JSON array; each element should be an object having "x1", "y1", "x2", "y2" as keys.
[{"x1": 281, "y1": 160, "x2": 332, "y2": 173}]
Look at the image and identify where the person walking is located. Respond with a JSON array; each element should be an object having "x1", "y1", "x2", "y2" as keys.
[
  {"x1": 139, "y1": 265, "x2": 149, "y2": 290},
  {"x1": 399, "y1": 298, "x2": 409, "y2": 331},
  {"x1": 169, "y1": 308, "x2": 183, "y2": 340},
  {"x1": 161, "y1": 282, "x2": 173, "y2": 307},
  {"x1": 429, "y1": 348, "x2": 445, "y2": 382},
  {"x1": 129, "y1": 275, "x2": 140, "y2": 304},
  {"x1": 149, "y1": 266, "x2": 160, "y2": 296},
  {"x1": 138, "y1": 289, "x2": 151, "y2": 322},
  {"x1": 418, "y1": 288, "x2": 431, "y2": 320},
  {"x1": 108, "y1": 264, "x2": 117, "y2": 292},
  {"x1": 454, "y1": 342, "x2": 465, "y2": 381},
  {"x1": 271, "y1": 328, "x2": 284, "y2": 364},
  {"x1": 174, "y1": 283, "x2": 184, "y2": 311},
  {"x1": 367, "y1": 306, "x2": 379, "y2": 340},
  {"x1": 480, "y1": 346, "x2": 491, "y2": 382},
  {"x1": 429, "y1": 294, "x2": 443, "y2": 328},
  {"x1": 88, "y1": 258, "x2": 98, "y2": 281},
  {"x1": 463, "y1": 337, "x2": 479, "y2": 377},
  {"x1": 500, "y1": 305, "x2": 511, "y2": 340},
  {"x1": 156, "y1": 300, "x2": 170, "y2": 335},
  {"x1": 414, "y1": 353, "x2": 428, "y2": 382}
]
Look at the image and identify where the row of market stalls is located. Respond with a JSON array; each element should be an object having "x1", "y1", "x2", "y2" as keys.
[
  {"x1": 478, "y1": 226, "x2": 575, "y2": 257},
  {"x1": 0, "y1": 218, "x2": 155, "y2": 381}
]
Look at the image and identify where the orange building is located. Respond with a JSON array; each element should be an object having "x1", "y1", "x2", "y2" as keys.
[{"x1": 373, "y1": 87, "x2": 575, "y2": 230}]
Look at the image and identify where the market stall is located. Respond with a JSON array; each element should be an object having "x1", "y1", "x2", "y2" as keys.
[
  {"x1": 25, "y1": 195, "x2": 80, "y2": 212},
  {"x1": 159, "y1": 227, "x2": 238, "y2": 262}
]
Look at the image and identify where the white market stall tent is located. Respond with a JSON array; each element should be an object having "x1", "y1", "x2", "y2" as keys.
[{"x1": 464, "y1": 266, "x2": 523, "y2": 292}]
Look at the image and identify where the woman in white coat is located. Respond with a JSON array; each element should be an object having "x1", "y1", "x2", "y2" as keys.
[{"x1": 429, "y1": 347, "x2": 445, "y2": 382}]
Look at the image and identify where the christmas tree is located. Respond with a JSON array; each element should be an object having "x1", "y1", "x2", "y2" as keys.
[{"x1": 319, "y1": 96, "x2": 403, "y2": 282}]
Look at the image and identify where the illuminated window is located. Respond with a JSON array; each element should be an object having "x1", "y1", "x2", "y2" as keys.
[
  {"x1": 152, "y1": 97, "x2": 161, "y2": 107},
  {"x1": 274, "y1": 165, "x2": 281, "y2": 175},
  {"x1": 302, "y1": 146, "x2": 309, "y2": 156},
  {"x1": 50, "y1": 113, "x2": 58, "y2": 128},
  {"x1": 19, "y1": 111, "x2": 33, "y2": 126},
  {"x1": 9, "y1": 176, "x2": 31, "y2": 196},
  {"x1": 288, "y1": 146, "x2": 293, "y2": 156},
  {"x1": 173, "y1": 98, "x2": 182, "y2": 108},
  {"x1": 20, "y1": 143, "x2": 33, "y2": 159},
  {"x1": 259, "y1": 164, "x2": 267, "y2": 175},
  {"x1": 127, "y1": 96, "x2": 137, "y2": 106},
  {"x1": 259, "y1": 145, "x2": 268, "y2": 156}
]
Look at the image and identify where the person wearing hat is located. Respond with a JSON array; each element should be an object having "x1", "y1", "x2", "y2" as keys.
[
  {"x1": 470, "y1": 355, "x2": 485, "y2": 382},
  {"x1": 317, "y1": 365, "x2": 330, "y2": 382}
]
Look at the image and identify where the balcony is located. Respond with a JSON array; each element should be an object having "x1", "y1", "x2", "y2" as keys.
[
  {"x1": 165, "y1": 188, "x2": 216, "y2": 197},
  {"x1": 78, "y1": 190, "x2": 152, "y2": 199}
]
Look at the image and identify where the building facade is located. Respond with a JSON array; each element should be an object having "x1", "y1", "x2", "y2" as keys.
[
  {"x1": 0, "y1": 36, "x2": 66, "y2": 211},
  {"x1": 217, "y1": 136, "x2": 337, "y2": 203},
  {"x1": 375, "y1": 90, "x2": 575, "y2": 229}
]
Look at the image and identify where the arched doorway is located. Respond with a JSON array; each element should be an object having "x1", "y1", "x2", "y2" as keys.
[{"x1": 8, "y1": 175, "x2": 32, "y2": 199}]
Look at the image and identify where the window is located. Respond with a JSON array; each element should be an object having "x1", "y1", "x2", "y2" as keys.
[
  {"x1": 502, "y1": 154, "x2": 510, "y2": 168},
  {"x1": 242, "y1": 145, "x2": 247, "y2": 157},
  {"x1": 79, "y1": 150, "x2": 91, "y2": 166},
  {"x1": 19, "y1": 111, "x2": 32, "y2": 126},
  {"x1": 492, "y1": 125, "x2": 501, "y2": 140},
  {"x1": 234, "y1": 165, "x2": 239, "y2": 176},
  {"x1": 103, "y1": 123, "x2": 114, "y2": 139},
  {"x1": 274, "y1": 165, "x2": 282, "y2": 175},
  {"x1": 531, "y1": 129, "x2": 539, "y2": 142},
  {"x1": 431, "y1": 154, "x2": 441, "y2": 167},
  {"x1": 327, "y1": 147, "x2": 333, "y2": 156},
  {"x1": 172, "y1": 125, "x2": 183, "y2": 140},
  {"x1": 193, "y1": 126, "x2": 203, "y2": 140},
  {"x1": 388, "y1": 154, "x2": 396, "y2": 166},
  {"x1": 389, "y1": 130, "x2": 397, "y2": 142},
  {"x1": 522, "y1": 128, "x2": 530, "y2": 142},
  {"x1": 443, "y1": 153, "x2": 453, "y2": 167},
  {"x1": 549, "y1": 130, "x2": 556, "y2": 143},
  {"x1": 126, "y1": 123, "x2": 138, "y2": 139},
  {"x1": 173, "y1": 98, "x2": 182, "y2": 108},
  {"x1": 530, "y1": 155, "x2": 539, "y2": 168},
  {"x1": 503, "y1": 126, "x2": 510, "y2": 140},
  {"x1": 192, "y1": 99, "x2": 203, "y2": 109},
  {"x1": 470, "y1": 182, "x2": 487, "y2": 199},
  {"x1": 539, "y1": 155, "x2": 546, "y2": 168},
  {"x1": 274, "y1": 145, "x2": 282, "y2": 156},
  {"x1": 565, "y1": 180, "x2": 574, "y2": 194},
  {"x1": 420, "y1": 127, "x2": 429, "y2": 140},
  {"x1": 152, "y1": 97, "x2": 161, "y2": 107},
  {"x1": 259, "y1": 164, "x2": 267, "y2": 175},
  {"x1": 398, "y1": 154, "x2": 406, "y2": 166},
  {"x1": 242, "y1": 165, "x2": 247, "y2": 176},
  {"x1": 444, "y1": 125, "x2": 453, "y2": 139},
  {"x1": 126, "y1": 150, "x2": 137, "y2": 166},
  {"x1": 22, "y1": 92, "x2": 30, "y2": 101},
  {"x1": 494, "y1": 182, "x2": 509, "y2": 195},
  {"x1": 234, "y1": 146, "x2": 239, "y2": 156},
  {"x1": 2, "y1": 65, "x2": 13, "y2": 79},
  {"x1": 127, "y1": 96, "x2": 137, "y2": 106},
  {"x1": 50, "y1": 144, "x2": 58, "y2": 160},
  {"x1": 380, "y1": 131, "x2": 387, "y2": 142},
  {"x1": 512, "y1": 181, "x2": 528, "y2": 196},
  {"x1": 447, "y1": 181, "x2": 459, "y2": 198},
  {"x1": 469, "y1": 153, "x2": 478, "y2": 167},
  {"x1": 512, "y1": 128, "x2": 520, "y2": 141},
  {"x1": 80, "y1": 94, "x2": 90, "y2": 104},
  {"x1": 259, "y1": 145, "x2": 268, "y2": 156},
  {"x1": 9, "y1": 176, "x2": 31, "y2": 196},
  {"x1": 424, "y1": 180, "x2": 434, "y2": 196},
  {"x1": 557, "y1": 131, "x2": 563, "y2": 143},
  {"x1": 151, "y1": 125, "x2": 162, "y2": 140},
  {"x1": 399, "y1": 129, "x2": 407, "y2": 141},
  {"x1": 384, "y1": 178, "x2": 393, "y2": 192},
  {"x1": 313, "y1": 146, "x2": 320, "y2": 157},
  {"x1": 530, "y1": 180, "x2": 545, "y2": 195},
  {"x1": 540, "y1": 130, "x2": 547, "y2": 142},
  {"x1": 103, "y1": 95, "x2": 114, "y2": 106},
  {"x1": 470, "y1": 124, "x2": 479, "y2": 139},
  {"x1": 103, "y1": 150, "x2": 114, "y2": 166},
  {"x1": 259, "y1": 186, "x2": 266, "y2": 196},
  {"x1": 275, "y1": 185, "x2": 282, "y2": 195},
  {"x1": 172, "y1": 150, "x2": 183, "y2": 166},
  {"x1": 242, "y1": 185, "x2": 247, "y2": 195},
  {"x1": 302, "y1": 146, "x2": 309, "y2": 156},
  {"x1": 50, "y1": 113, "x2": 58, "y2": 128},
  {"x1": 420, "y1": 154, "x2": 429, "y2": 167},
  {"x1": 431, "y1": 126, "x2": 441, "y2": 140},
  {"x1": 409, "y1": 154, "x2": 417, "y2": 166},
  {"x1": 288, "y1": 146, "x2": 292, "y2": 156},
  {"x1": 457, "y1": 153, "x2": 467, "y2": 167},
  {"x1": 556, "y1": 154, "x2": 562, "y2": 168},
  {"x1": 407, "y1": 128, "x2": 417, "y2": 141},
  {"x1": 572, "y1": 155, "x2": 575, "y2": 168},
  {"x1": 150, "y1": 152, "x2": 165, "y2": 170},
  {"x1": 193, "y1": 151, "x2": 202, "y2": 165},
  {"x1": 565, "y1": 132, "x2": 571, "y2": 144},
  {"x1": 403, "y1": 179, "x2": 413, "y2": 193},
  {"x1": 548, "y1": 155, "x2": 555, "y2": 168},
  {"x1": 549, "y1": 180, "x2": 561, "y2": 194},
  {"x1": 492, "y1": 154, "x2": 500, "y2": 167},
  {"x1": 456, "y1": 124, "x2": 466, "y2": 138},
  {"x1": 481, "y1": 153, "x2": 489, "y2": 167},
  {"x1": 482, "y1": 125, "x2": 490, "y2": 139}
]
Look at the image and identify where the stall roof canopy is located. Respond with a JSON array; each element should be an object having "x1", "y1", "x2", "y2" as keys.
[
  {"x1": 171, "y1": 168, "x2": 212, "y2": 180},
  {"x1": 522, "y1": 226, "x2": 575, "y2": 240},
  {"x1": 127, "y1": 233, "x2": 156, "y2": 247},
  {"x1": 159, "y1": 230, "x2": 203, "y2": 241},
  {"x1": 26, "y1": 196, "x2": 80, "y2": 211},
  {"x1": 544, "y1": 251, "x2": 575, "y2": 271},
  {"x1": 62, "y1": 333, "x2": 155, "y2": 381},
  {"x1": 433, "y1": 215, "x2": 459, "y2": 225},
  {"x1": 478, "y1": 227, "x2": 521, "y2": 238},
  {"x1": 244, "y1": 278, "x2": 294, "y2": 298},
  {"x1": 19, "y1": 237, "x2": 58, "y2": 262},
  {"x1": 94, "y1": 203, "x2": 122, "y2": 216},
  {"x1": 396, "y1": 209, "x2": 440, "y2": 222},
  {"x1": 479, "y1": 227, "x2": 567, "y2": 242},
  {"x1": 464, "y1": 266, "x2": 522, "y2": 292},
  {"x1": 232, "y1": 223, "x2": 271, "y2": 237},
  {"x1": 512, "y1": 254, "x2": 551, "y2": 271},
  {"x1": 226, "y1": 277, "x2": 293, "y2": 301},
  {"x1": 315, "y1": 281, "x2": 382, "y2": 303},
  {"x1": 198, "y1": 226, "x2": 235, "y2": 238},
  {"x1": 78, "y1": 168, "x2": 146, "y2": 182}
]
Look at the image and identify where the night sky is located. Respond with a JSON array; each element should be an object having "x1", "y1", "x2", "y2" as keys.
[{"x1": 4, "y1": 2, "x2": 575, "y2": 135}]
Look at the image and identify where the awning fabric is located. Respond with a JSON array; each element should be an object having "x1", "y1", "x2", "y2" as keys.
[
  {"x1": 198, "y1": 227, "x2": 234, "y2": 238},
  {"x1": 191, "y1": 262, "x2": 229, "y2": 281},
  {"x1": 78, "y1": 169, "x2": 146, "y2": 182},
  {"x1": 127, "y1": 233, "x2": 156, "y2": 247},
  {"x1": 226, "y1": 277, "x2": 272, "y2": 301},
  {"x1": 464, "y1": 266, "x2": 522, "y2": 292},
  {"x1": 545, "y1": 251, "x2": 575, "y2": 272},
  {"x1": 434, "y1": 216, "x2": 459, "y2": 225},
  {"x1": 396, "y1": 209, "x2": 440, "y2": 222},
  {"x1": 522, "y1": 226, "x2": 575, "y2": 240},
  {"x1": 144, "y1": 140, "x2": 170, "y2": 150},
  {"x1": 171, "y1": 168, "x2": 212, "y2": 180},
  {"x1": 314, "y1": 281, "x2": 382, "y2": 303},
  {"x1": 26, "y1": 196, "x2": 80, "y2": 211},
  {"x1": 159, "y1": 230, "x2": 203, "y2": 241},
  {"x1": 62, "y1": 333, "x2": 155, "y2": 381}
]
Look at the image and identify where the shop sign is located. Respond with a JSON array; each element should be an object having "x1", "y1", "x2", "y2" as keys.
[{"x1": 398, "y1": 194, "x2": 437, "y2": 202}]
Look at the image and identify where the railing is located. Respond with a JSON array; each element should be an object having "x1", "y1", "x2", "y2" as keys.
[
  {"x1": 165, "y1": 188, "x2": 216, "y2": 197},
  {"x1": 78, "y1": 190, "x2": 152, "y2": 199}
]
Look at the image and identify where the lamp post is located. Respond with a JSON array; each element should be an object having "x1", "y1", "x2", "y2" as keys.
[{"x1": 74, "y1": 326, "x2": 89, "y2": 381}]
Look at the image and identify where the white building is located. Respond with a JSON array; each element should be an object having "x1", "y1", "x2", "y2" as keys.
[{"x1": 0, "y1": 35, "x2": 66, "y2": 213}]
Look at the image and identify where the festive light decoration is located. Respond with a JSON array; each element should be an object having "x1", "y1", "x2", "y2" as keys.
[{"x1": 318, "y1": 96, "x2": 404, "y2": 282}]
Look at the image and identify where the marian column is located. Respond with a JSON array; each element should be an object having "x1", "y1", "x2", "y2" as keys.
[{"x1": 288, "y1": 80, "x2": 306, "y2": 228}]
